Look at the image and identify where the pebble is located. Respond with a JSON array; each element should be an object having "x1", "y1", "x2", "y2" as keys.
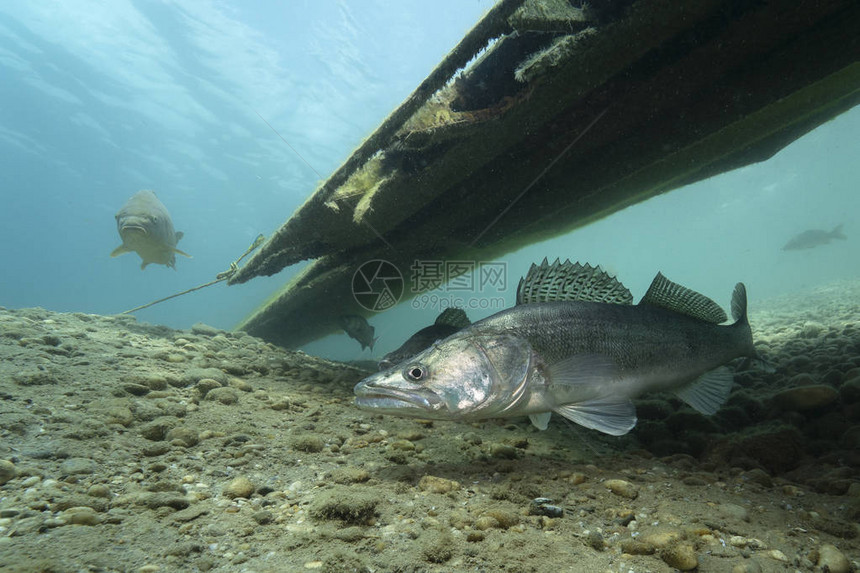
[
  {"x1": 772, "y1": 384, "x2": 839, "y2": 411},
  {"x1": 418, "y1": 475, "x2": 460, "y2": 494},
  {"x1": 474, "y1": 516, "x2": 500, "y2": 530},
  {"x1": 660, "y1": 543, "x2": 698, "y2": 571},
  {"x1": 487, "y1": 443, "x2": 518, "y2": 459},
  {"x1": 87, "y1": 484, "x2": 111, "y2": 498},
  {"x1": 620, "y1": 539, "x2": 656, "y2": 555},
  {"x1": 0, "y1": 460, "x2": 17, "y2": 485},
  {"x1": 839, "y1": 376, "x2": 860, "y2": 403},
  {"x1": 224, "y1": 477, "x2": 255, "y2": 499},
  {"x1": 640, "y1": 530, "x2": 682, "y2": 549},
  {"x1": 135, "y1": 493, "x2": 190, "y2": 510},
  {"x1": 191, "y1": 322, "x2": 221, "y2": 336},
  {"x1": 528, "y1": 498, "x2": 563, "y2": 518},
  {"x1": 166, "y1": 427, "x2": 200, "y2": 447},
  {"x1": 59, "y1": 457, "x2": 97, "y2": 475},
  {"x1": 62, "y1": 506, "x2": 101, "y2": 526},
  {"x1": 252, "y1": 510, "x2": 274, "y2": 525},
  {"x1": 718, "y1": 503, "x2": 750, "y2": 522},
  {"x1": 604, "y1": 479, "x2": 638, "y2": 499},
  {"x1": 182, "y1": 367, "x2": 227, "y2": 387},
  {"x1": 816, "y1": 543, "x2": 850, "y2": 573},
  {"x1": 229, "y1": 378, "x2": 253, "y2": 392},
  {"x1": 741, "y1": 468, "x2": 773, "y2": 488},
  {"x1": 731, "y1": 560, "x2": 763, "y2": 573},
  {"x1": 139, "y1": 417, "x2": 179, "y2": 441},
  {"x1": 206, "y1": 387, "x2": 239, "y2": 405},
  {"x1": 195, "y1": 378, "x2": 222, "y2": 397},
  {"x1": 729, "y1": 536, "x2": 765, "y2": 549},
  {"x1": 585, "y1": 530, "x2": 604, "y2": 551},
  {"x1": 292, "y1": 434, "x2": 325, "y2": 453},
  {"x1": 766, "y1": 549, "x2": 788, "y2": 562}
]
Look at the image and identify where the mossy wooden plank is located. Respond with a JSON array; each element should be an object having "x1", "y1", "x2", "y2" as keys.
[{"x1": 234, "y1": 0, "x2": 860, "y2": 348}]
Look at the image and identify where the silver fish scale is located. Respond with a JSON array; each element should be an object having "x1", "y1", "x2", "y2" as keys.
[{"x1": 478, "y1": 300, "x2": 742, "y2": 371}]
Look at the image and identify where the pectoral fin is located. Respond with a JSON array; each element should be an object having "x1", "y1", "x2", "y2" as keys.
[
  {"x1": 173, "y1": 247, "x2": 192, "y2": 258},
  {"x1": 547, "y1": 354, "x2": 621, "y2": 387},
  {"x1": 554, "y1": 398, "x2": 637, "y2": 436},
  {"x1": 110, "y1": 244, "x2": 131, "y2": 257},
  {"x1": 529, "y1": 412, "x2": 552, "y2": 430},
  {"x1": 674, "y1": 366, "x2": 733, "y2": 415}
]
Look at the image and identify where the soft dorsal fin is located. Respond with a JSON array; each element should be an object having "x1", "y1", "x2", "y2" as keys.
[
  {"x1": 639, "y1": 272, "x2": 727, "y2": 323},
  {"x1": 434, "y1": 308, "x2": 470, "y2": 329},
  {"x1": 517, "y1": 259, "x2": 633, "y2": 305}
]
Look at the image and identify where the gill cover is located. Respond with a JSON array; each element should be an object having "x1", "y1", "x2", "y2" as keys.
[{"x1": 435, "y1": 333, "x2": 533, "y2": 418}]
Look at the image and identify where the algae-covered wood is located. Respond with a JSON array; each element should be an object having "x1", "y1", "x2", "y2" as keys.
[{"x1": 232, "y1": 0, "x2": 860, "y2": 348}]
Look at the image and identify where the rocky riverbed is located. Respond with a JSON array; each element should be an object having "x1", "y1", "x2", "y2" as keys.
[{"x1": 1, "y1": 280, "x2": 859, "y2": 572}]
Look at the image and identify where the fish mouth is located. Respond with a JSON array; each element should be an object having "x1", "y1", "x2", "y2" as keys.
[
  {"x1": 353, "y1": 381, "x2": 442, "y2": 413},
  {"x1": 120, "y1": 224, "x2": 148, "y2": 236}
]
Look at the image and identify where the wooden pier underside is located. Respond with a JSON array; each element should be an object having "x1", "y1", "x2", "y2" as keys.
[{"x1": 231, "y1": 0, "x2": 860, "y2": 348}]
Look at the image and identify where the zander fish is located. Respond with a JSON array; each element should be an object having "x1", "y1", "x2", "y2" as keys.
[{"x1": 354, "y1": 259, "x2": 757, "y2": 435}]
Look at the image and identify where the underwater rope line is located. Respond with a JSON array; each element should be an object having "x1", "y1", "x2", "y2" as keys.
[{"x1": 120, "y1": 234, "x2": 266, "y2": 315}]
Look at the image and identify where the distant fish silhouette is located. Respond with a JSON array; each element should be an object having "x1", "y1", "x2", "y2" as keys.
[
  {"x1": 782, "y1": 224, "x2": 845, "y2": 251},
  {"x1": 339, "y1": 314, "x2": 377, "y2": 351},
  {"x1": 111, "y1": 190, "x2": 191, "y2": 269}
]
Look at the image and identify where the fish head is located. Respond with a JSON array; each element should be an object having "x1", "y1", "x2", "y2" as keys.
[
  {"x1": 355, "y1": 332, "x2": 534, "y2": 421},
  {"x1": 115, "y1": 191, "x2": 176, "y2": 246},
  {"x1": 116, "y1": 212, "x2": 153, "y2": 241}
]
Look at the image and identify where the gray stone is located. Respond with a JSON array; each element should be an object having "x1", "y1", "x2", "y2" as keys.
[
  {"x1": 772, "y1": 385, "x2": 838, "y2": 411},
  {"x1": 0, "y1": 459, "x2": 17, "y2": 485},
  {"x1": 59, "y1": 457, "x2": 98, "y2": 476},
  {"x1": 206, "y1": 387, "x2": 239, "y2": 405},
  {"x1": 191, "y1": 323, "x2": 221, "y2": 336}
]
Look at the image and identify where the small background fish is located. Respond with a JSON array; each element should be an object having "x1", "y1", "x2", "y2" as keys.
[
  {"x1": 111, "y1": 190, "x2": 190, "y2": 269},
  {"x1": 339, "y1": 314, "x2": 377, "y2": 351},
  {"x1": 782, "y1": 224, "x2": 845, "y2": 250}
]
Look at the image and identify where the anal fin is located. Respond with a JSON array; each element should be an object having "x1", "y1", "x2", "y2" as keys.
[
  {"x1": 529, "y1": 412, "x2": 551, "y2": 430},
  {"x1": 674, "y1": 366, "x2": 733, "y2": 415}
]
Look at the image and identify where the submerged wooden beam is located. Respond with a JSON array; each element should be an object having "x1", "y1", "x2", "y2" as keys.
[{"x1": 233, "y1": 0, "x2": 860, "y2": 349}]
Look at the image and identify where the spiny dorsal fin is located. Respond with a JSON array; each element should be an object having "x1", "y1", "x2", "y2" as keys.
[
  {"x1": 640, "y1": 272, "x2": 727, "y2": 323},
  {"x1": 517, "y1": 259, "x2": 633, "y2": 305},
  {"x1": 434, "y1": 308, "x2": 470, "y2": 328}
]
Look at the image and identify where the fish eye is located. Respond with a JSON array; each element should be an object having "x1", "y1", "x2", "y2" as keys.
[{"x1": 404, "y1": 364, "x2": 427, "y2": 382}]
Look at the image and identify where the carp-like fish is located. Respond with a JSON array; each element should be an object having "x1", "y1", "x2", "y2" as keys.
[
  {"x1": 339, "y1": 314, "x2": 378, "y2": 352},
  {"x1": 782, "y1": 224, "x2": 845, "y2": 250},
  {"x1": 110, "y1": 190, "x2": 190, "y2": 269}
]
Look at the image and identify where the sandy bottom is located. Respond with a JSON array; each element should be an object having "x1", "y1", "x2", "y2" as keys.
[{"x1": 1, "y1": 280, "x2": 858, "y2": 573}]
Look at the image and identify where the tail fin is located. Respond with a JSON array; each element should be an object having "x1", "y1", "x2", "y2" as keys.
[
  {"x1": 730, "y1": 283, "x2": 748, "y2": 325},
  {"x1": 831, "y1": 224, "x2": 846, "y2": 240},
  {"x1": 731, "y1": 283, "x2": 757, "y2": 358}
]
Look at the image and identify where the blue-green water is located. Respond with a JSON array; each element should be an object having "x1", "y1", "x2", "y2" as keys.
[
  {"x1": 0, "y1": 0, "x2": 493, "y2": 331},
  {"x1": 1, "y1": 2, "x2": 857, "y2": 364}
]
